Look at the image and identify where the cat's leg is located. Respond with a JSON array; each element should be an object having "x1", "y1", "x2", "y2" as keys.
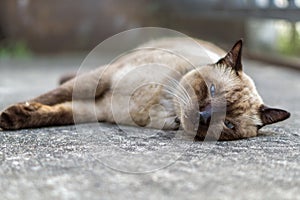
[
  {"x1": 0, "y1": 66, "x2": 112, "y2": 130},
  {"x1": 31, "y1": 66, "x2": 110, "y2": 106},
  {"x1": 0, "y1": 98, "x2": 109, "y2": 130},
  {"x1": 0, "y1": 102, "x2": 74, "y2": 130}
]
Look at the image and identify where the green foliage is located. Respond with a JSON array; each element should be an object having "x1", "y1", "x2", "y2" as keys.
[
  {"x1": 0, "y1": 41, "x2": 32, "y2": 59},
  {"x1": 276, "y1": 24, "x2": 300, "y2": 57}
]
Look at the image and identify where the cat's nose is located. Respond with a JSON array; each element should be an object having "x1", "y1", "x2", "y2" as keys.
[{"x1": 199, "y1": 111, "x2": 211, "y2": 126}]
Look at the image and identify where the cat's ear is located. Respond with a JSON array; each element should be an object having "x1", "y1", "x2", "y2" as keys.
[
  {"x1": 218, "y1": 39, "x2": 243, "y2": 74},
  {"x1": 259, "y1": 105, "x2": 290, "y2": 126}
]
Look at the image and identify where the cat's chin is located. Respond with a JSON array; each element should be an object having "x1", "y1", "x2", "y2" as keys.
[
  {"x1": 195, "y1": 126, "x2": 212, "y2": 141},
  {"x1": 194, "y1": 133, "x2": 219, "y2": 141}
]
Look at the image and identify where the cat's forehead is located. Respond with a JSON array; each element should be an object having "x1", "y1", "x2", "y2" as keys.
[
  {"x1": 195, "y1": 64, "x2": 240, "y2": 88},
  {"x1": 198, "y1": 65, "x2": 258, "y2": 91},
  {"x1": 187, "y1": 64, "x2": 263, "y2": 105}
]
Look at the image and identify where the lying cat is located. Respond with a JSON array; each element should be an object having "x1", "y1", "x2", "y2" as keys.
[{"x1": 0, "y1": 38, "x2": 290, "y2": 140}]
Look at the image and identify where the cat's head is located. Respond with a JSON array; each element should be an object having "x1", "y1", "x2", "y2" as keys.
[{"x1": 177, "y1": 40, "x2": 290, "y2": 140}]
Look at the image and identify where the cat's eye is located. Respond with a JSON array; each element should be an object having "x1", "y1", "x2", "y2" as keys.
[
  {"x1": 210, "y1": 84, "x2": 216, "y2": 97},
  {"x1": 224, "y1": 120, "x2": 235, "y2": 129}
]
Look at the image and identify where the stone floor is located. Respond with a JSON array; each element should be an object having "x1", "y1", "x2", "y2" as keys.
[{"x1": 0, "y1": 55, "x2": 299, "y2": 200}]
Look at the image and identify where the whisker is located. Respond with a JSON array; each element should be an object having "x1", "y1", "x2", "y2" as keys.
[
  {"x1": 167, "y1": 78, "x2": 192, "y2": 103},
  {"x1": 164, "y1": 89, "x2": 188, "y2": 106},
  {"x1": 165, "y1": 77, "x2": 192, "y2": 105},
  {"x1": 164, "y1": 85, "x2": 191, "y2": 106},
  {"x1": 164, "y1": 80, "x2": 188, "y2": 101}
]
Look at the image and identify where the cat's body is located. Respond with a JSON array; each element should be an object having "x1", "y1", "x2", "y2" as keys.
[{"x1": 0, "y1": 38, "x2": 290, "y2": 140}]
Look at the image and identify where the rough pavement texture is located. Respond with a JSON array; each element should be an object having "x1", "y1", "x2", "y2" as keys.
[{"x1": 0, "y1": 55, "x2": 299, "y2": 200}]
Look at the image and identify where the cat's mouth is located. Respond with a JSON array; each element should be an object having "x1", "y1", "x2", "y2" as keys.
[
  {"x1": 182, "y1": 103, "x2": 226, "y2": 139},
  {"x1": 195, "y1": 124, "x2": 213, "y2": 141},
  {"x1": 195, "y1": 107, "x2": 211, "y2": 140},
  {"x1": 196, "y1": 104, "x2": 229, "y2": 140},
  {"x1": 196, "y1": 123, "x2": 226, "y2": 141}
]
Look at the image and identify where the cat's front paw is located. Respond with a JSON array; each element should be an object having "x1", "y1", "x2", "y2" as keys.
[{"x1": 0, "y1": 102, "x2": 42, "y2": 130}]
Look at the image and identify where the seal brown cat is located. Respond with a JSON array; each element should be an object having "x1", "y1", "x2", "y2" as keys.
[{"x1": 0, "y1": 38, "x2": 290, "y2": 140}]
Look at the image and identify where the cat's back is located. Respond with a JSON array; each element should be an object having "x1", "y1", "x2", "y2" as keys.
[
  {"x1": 139, "y1": 37, "x2": 226, "y2": 64},
  {"x1": 111, "y1": 37, "x2": 226, "y2": 89}
]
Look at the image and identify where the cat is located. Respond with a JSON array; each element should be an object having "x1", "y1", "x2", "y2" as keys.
[{"x1": 0, "y1": 37, "x2": 290, "y2": 140}]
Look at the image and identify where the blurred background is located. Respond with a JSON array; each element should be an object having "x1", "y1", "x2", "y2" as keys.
[{"x1": 0, "y1": 0, "x2": 300, "y2": 68}]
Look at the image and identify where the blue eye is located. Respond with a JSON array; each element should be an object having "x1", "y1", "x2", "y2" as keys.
[
  {"x1": 210, "y1": 84, "x2": 216, "y2": 97},
  {"x1": 224, "y1": 120, "x2": 235, "y2": 129}
]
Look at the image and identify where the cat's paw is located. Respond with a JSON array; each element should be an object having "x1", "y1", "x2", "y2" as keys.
[{"x1": 0, "y1": 102, "x2": 42, "y2": 130}]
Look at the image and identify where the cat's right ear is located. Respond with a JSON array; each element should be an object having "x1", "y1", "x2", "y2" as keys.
[
  {"x1": 259, "y1": 105, "x2": 290, "y2": 126},
  {"x1": 217, "y1": 39, "x2": 243, "y2": 74}
]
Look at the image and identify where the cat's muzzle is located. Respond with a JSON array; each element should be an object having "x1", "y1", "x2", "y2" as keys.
[{"x1": 199, "y1": 110, "x2": 211, "y2": 126}]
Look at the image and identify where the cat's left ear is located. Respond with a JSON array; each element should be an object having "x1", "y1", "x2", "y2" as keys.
[
  {"x1": 218, "y1": 39, "x2": 243, "y2": 74},
  {"x1": 259, "y1": 105, "x2": 290, "y2": 126}
]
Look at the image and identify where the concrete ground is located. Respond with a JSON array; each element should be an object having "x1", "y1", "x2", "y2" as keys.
[{"x1": 0, "y1": 55, "x2": 299, "y2": 200}]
